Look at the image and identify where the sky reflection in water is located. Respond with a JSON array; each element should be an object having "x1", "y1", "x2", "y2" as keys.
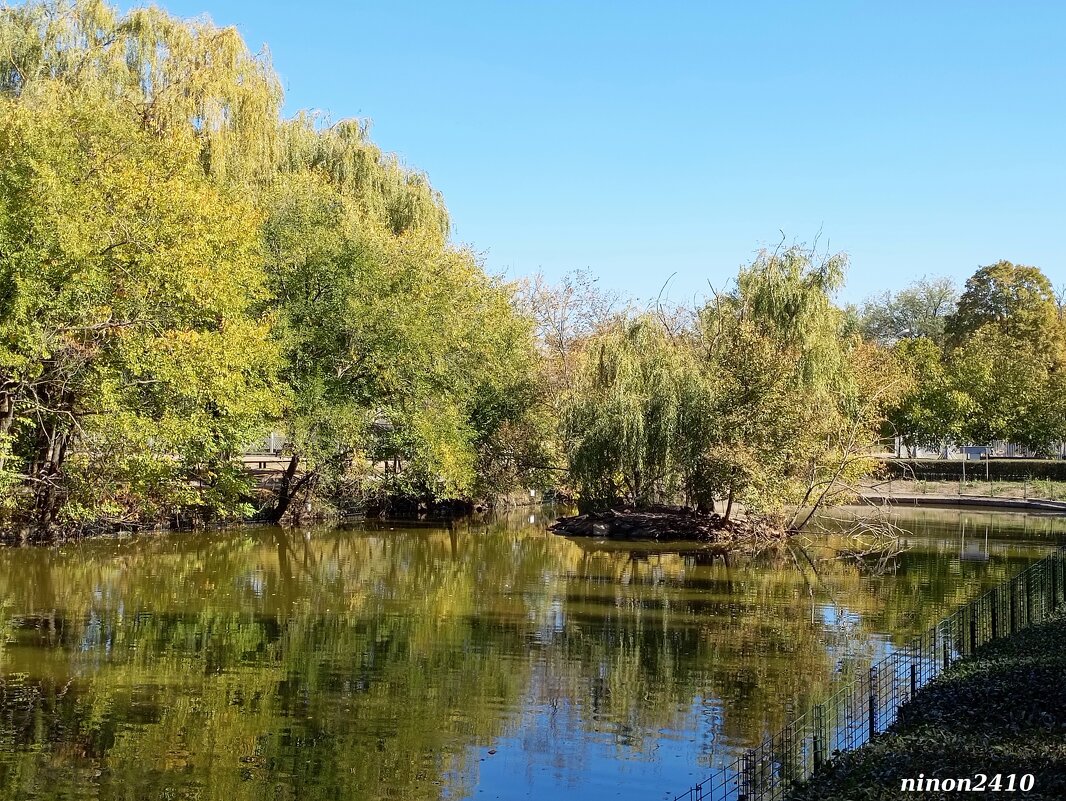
[{"x1": 0, "y1": 508, "x2": 1063, "y2": 801}]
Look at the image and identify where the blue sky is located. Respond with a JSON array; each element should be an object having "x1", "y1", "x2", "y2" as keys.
[{"x1": 133, "y1": 1, "x2": 1065, "y2": 304}]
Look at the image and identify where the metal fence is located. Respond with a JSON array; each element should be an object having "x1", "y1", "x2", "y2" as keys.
[
  {"x1": 671, "y1": 546, "x2": 1066, "y2": 801},
  {"x1": 874, "y1": 473, "x2": 1066, "y2": 504}
]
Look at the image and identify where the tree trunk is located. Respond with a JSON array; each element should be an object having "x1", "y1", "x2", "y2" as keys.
[
  {"x1": 33, "y1": 427, "x2": 70, "y2": 535},
  {"x1": 268, "y1": 454, "x2": 301, "y2": 524},
  {"x1": 0, "y1": 391, "x2": 15, "y2": 437}
]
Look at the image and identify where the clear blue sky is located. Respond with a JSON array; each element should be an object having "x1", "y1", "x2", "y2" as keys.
[{"x1": 133, "y1": 1, "x2": 1065, "y2": 304}]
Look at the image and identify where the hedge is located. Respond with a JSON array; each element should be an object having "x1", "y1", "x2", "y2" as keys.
[{"x1": 883, "y1": 458, "x2": 1066, "y2": 482}]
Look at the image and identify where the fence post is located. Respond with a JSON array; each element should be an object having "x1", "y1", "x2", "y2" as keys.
[
  {"x1": 991, "y1": 587, "x2": 999, "y2": 640},
  {"x1": 1041, "y1": 565, "x2": 1046, "y2": 622},
  {"x1": 1053, "y1": 554, "x2": 1059, "y2": 610},
  {"x1": 812, "y1": 704, "x2": 825, "y2": 773},
  {"x1": 1055, "y1": 552, "x2": 1061, "y2": 609},
  {"x1": 1026, "y1": 571, "x2": 1033, "y2": 627},
  {"x1": 1010, "y1": 581, "x2": 1017, "y2": 634},
  {"x1": 741, "y1": 750, "x2": 756, "y2": 801},
  {"x1": 1053, "y1": 550, "x2": 1061, "y2": 605},
  {"x1": 931, "y1": 625, "x2": 938, "y2": 678},
  {"x1": 868, "y1": 667, "x2": 877, "y2": 742},
  {"x1": 942, "y1": 622, "x2": 950, "y2": 670},
  {"x1": 969, "y1": 604, "x2": 978, "y2": 653}
]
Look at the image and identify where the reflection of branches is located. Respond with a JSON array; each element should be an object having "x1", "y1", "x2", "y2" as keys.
[
  {"x1": 785, "y1": 539, "x2": 830, "y2": 603},
  {"x1": 273, "y1": 527, "x2": 319, "y2": 582},
  {"x1": 799, "y1": 512, "x2": 909, "y2": 575}
]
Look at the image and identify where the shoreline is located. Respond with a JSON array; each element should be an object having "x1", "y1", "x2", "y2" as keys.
[
  {"x1": 858, "y1": 493, "x2": 1066, "y2": 514},
  {"x1": 787, "y1": 609, "x2": 1066, "y2": 801}
]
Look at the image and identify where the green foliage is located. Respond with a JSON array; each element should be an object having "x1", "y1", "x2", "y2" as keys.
[
  {"x1": 0, "y1": 0, "x2": 281, "y2": 181},
  {"x1": 0, "y1": 82, "x2": 278, "y2": 534},
  {"x1": 565, "y1": 317, "x2": 699, "y2": 506},
  {"x1": 4, "y1": 0, "x2": 1061, "y2": 536},
  {"x1": 263, "y1": 163, "x2": 545, "y2": 515},
  {"x1": 948, "y1": 327, "x2": 1060, "y2": 449},
  {"x1": 859, "y1": 277, "x2": 957, "y2": 346},
  {"x1": 564, "y1": 247, "x2": 899, "y2": 522},
  {"x1": 885, "y1": 459, "x2": 1066, "y2": 482},
  {"x1": 880, "y1": 263, "x2": 1066, "y2": 454},
  {"x1": 946, "y1": 260, "x2": 1066, "y2": 367},
  {"x1": 888, "y1": 337, "x2": 973, "y2": 453},
  {"x1": 0, "y1": 0, "x2": 544, "y2": 534}
]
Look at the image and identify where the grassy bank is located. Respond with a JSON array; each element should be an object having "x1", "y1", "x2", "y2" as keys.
[
  {"x1": 788, "y1": 610, "x2": 1066, "y2": 801},
  {"x1": 865, "y1": 478, "x2": 1066, "y2": 502}
]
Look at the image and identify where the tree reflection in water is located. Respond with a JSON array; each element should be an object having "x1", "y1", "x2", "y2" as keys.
[{"x1": 0, "y1": 509, "x2": 1062, "y2": 800}]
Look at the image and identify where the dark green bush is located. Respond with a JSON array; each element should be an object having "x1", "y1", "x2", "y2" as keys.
[{"x1": 883, "y1": 458, "x2": 1066, "y2": 481}]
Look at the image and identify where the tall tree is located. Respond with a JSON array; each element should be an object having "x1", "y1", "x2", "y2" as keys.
[
  {"x1": 264, "y1": 121, "x2": 544, "y2": 520},
  {"x1": 565, "y1": 317, "x2": 699, "y2": 507},
  {"x1": 1, "y1": 1, "x2": 549, "y2": 534},
  {"x1": 0, "y1": 0, "x2": 281, "y2": 183},
  {"x1": 859, "y1": 277, "x2": 957, "y2": 346},
  {"x1": 887, "y1": 337, "x2": 972, "y2": 456},
  {"x1": 0, "y1": 84, "x2": 278, "y2": 536},
  {"x1": 948, "y1": 327, "x2": 1061, "y2": 451},
  {"x1": 517, "y1": 269, "x2": 628, "y2": 391},
  {"x1": 563, "y1": 246, "x2": 900, "y2": 524},
  {"x1": 946, "y1": 261, "x2": 1066, "y2": 367}
]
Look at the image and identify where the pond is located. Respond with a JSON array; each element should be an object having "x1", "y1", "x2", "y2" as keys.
[{"x1": 0, "y1": 507, "x2": 1063, "y2": 801}]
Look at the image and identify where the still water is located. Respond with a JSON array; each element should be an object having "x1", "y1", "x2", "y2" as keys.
[{"x1": 0, "y1": 508, "x2": 1063, "y2": 801}]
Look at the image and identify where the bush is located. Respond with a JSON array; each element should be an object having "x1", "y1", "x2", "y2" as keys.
[{"x1": 883, "y1": 458, "x2": 1066, "y2": 481}]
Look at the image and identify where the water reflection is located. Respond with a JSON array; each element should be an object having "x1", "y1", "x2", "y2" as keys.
[{"x1": 0, "y1": 508, "x2": 1062, "y2": 800}]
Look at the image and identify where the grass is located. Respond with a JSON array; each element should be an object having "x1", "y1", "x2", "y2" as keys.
[{"x1": 787, "y1": 609, "x2": 1066, "y2": 800}]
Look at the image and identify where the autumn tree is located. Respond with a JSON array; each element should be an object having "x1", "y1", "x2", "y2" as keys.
[
  {"x1": 859, "y1": 277, "x2": 957, "y2": 346},
  {"x1": 948, "y1": 328, "x2": 1063, "y2": 451},
  {"x1": 517, "y1": 269, "x2": 628, "y2": 391},
  {"x1": 886, "y1": 337, "x2": 972, "y2": 456},
  {"x1": 563, "y1": 246, "x2": 901, "y2": 525},
  {"x1": 0, "y1": 0, "x2": 281, "y2": 183},
  {"x1": 0, "y1": 84, "x2": 278, "y2": 535},
  {"x1": 945, "y1": 261, "x2": 1066, "y2": 367},
  {"x1": 0, "y1": 0, "x2": 548, "y2": 535},
  {"x1": 263, "y1": 118, "x2": 546, "y2": 520}
]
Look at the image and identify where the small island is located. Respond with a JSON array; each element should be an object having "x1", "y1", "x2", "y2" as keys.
[{"x1": 550, "y1": 506, "x2": 787, "y2": 545}]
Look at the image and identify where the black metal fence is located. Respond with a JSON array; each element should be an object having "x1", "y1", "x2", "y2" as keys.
[
  {"x1": 873, "y1": 472, "x2": 1066, "y2": 503},
  {"x1": 671, "y1": 546, "x2": 1066, "y2": 801}
]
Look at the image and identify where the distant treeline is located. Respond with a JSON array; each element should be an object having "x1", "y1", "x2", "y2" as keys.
[
  {"x1": 852, "y1": 268, "x2": 1066, "y2": 458},
  {"x1": 523, "y1": 258, "x2": 1065, "y2": 526},
  {"x1": 1, "y1": 1, "x2": 1063, "y2": 540}
]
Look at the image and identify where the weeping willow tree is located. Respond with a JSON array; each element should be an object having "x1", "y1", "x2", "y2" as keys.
[
  {"x1": 278, "y1": 113, "x2": 451, "y2": 238},
  {"x1": 0, "y1": 0, "x2": 282, "y2": 182},
  {"x1": 565, "y1": 317, "x2": 703, "y2": 507},
  {"x1": 564, "y1": 246, "x2": 902, "y2": 525},
  {"x1": 0, "y1": 1, "x2": 287, "y2": 536},
  {"x1": 264, "y1": 114, "x2": 545, "y2": 521},
  {"x1": 724, "y1": 245, "x2": 849, "y2": 389},
  {"x1": 0, "y1": 81, "x2": 280, "y2": 536},
  {"x1": 0, "y1": 0, "x2": 546, "y2": 535}
]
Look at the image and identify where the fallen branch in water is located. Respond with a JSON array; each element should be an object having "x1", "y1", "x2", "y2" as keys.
[{"x1": 797, "y1": 511, "x2": 910, "y2": 574}]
